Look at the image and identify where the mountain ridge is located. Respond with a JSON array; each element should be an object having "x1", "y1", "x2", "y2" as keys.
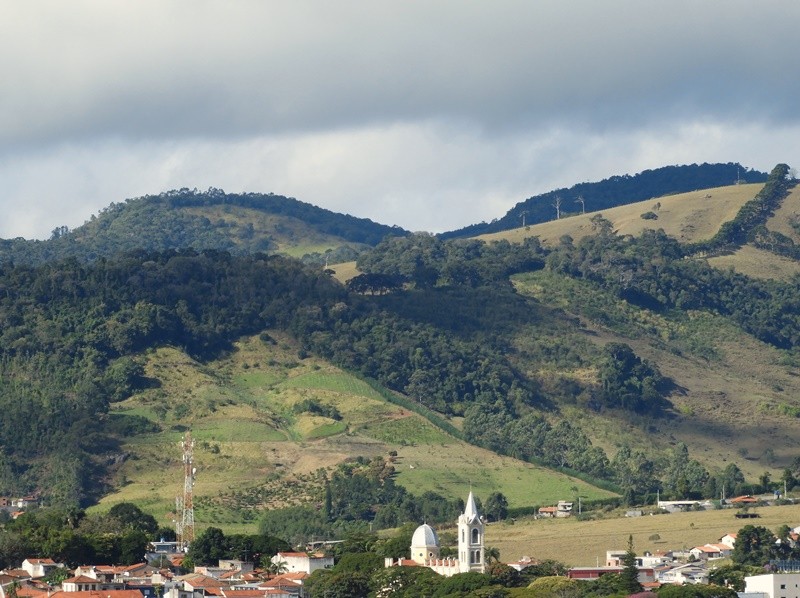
[{"x1": 441, "y1": 162, "x2": 768, "y2": 239}]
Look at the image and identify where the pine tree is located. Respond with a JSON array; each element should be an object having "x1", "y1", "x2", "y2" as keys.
[{"x1": 620, "y1": 535, "x2": 643, "y2": 594}]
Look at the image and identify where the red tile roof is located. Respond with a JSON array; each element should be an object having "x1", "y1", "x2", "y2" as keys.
[
  {"x1": 48, "y1": 591, "x2": 144, "y2": 598},
  {"x1": 16, "y1": 586, "x2": 49, "y2": 598},
  {"x1": 63, "y1": 576, "x2": 101, "y2": 584},
  {"x1": 729, "y1": 495, "x2": 758, "y2": 503}
]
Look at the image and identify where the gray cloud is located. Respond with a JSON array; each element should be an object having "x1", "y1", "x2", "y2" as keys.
[{"x1": 1, "y1": 1, "x2": 799, "y2": 238}]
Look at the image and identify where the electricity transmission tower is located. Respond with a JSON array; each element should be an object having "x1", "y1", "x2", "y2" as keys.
[{"x1": 176, "y1": 432, "x2": 196, "y2": 552}]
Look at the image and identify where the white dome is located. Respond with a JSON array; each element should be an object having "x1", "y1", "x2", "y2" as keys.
[{"x1": 411, "y1": 524, "x2": 439, "y2": 548}]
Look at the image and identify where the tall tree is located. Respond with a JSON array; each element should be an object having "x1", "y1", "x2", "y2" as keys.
[
  {"x1": 732, "y1": 525, "x2": 777, "y2": 566},
  {"x1": 620, "y1": 535, "x2": 643, "y2": 594}
]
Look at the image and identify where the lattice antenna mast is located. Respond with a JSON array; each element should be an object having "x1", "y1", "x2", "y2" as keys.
[
  {"x1": 179, "y1": 431, "x2": 196, "y2": 552},
  {"x1": 175, "y1": 496, "x2": 184, "y2": 548}
]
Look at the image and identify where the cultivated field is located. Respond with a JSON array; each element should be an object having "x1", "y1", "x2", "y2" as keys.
[{"x1": 486, "y1": 503, "x2": 800, "y2": 566}]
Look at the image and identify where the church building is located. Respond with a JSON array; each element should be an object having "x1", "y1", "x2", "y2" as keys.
[{"x1": 385, "y1": 490, "x2": 486, "y2": 577}]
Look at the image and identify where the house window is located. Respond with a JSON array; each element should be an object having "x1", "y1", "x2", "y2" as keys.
[{"x1": 781, "y1": 585, "x2": 786, "y2": 589}]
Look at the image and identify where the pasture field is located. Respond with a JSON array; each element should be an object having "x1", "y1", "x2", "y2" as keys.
[
  {"x1": 330, "y1": 260, "x2": 359, "y2": 283},
  {"x1": 101, "y1": 332, "x2": 614, "y2": 533},
  {"x1": 708, "y1": 245, "x2": 800, "y2": 280},
  {"x1": 486, "y1": 502, "x2": 800, "y2": 566},
  {"x1": 480, "y1": 184, "x2": 762, "y2": 247},
  {"x1": 393, "y1": 439, "x2": 614, "y2": 510},
  {"x1": 763, "y1": 185, "x2": 800, "y2": 242}
]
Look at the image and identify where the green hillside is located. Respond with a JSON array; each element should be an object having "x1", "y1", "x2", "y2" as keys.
[
  {"x1": 2, "y1": 162, "x2": 800, "y2": 546},
  {"x1": 101, "y1": 334, "x2": 612, "y2": 534}
]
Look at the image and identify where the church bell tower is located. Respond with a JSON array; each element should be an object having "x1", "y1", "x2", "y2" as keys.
[{"x1": 458, "y1": 490, "x2": 485, "y2": 573}]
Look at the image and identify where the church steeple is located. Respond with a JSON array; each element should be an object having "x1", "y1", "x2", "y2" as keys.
[
  {"x1": 458, "y1": 490, "x2": 485, "y2": 573},
  {"x1": 463, "y1": 490, "x2": 480, "y2": 523}
]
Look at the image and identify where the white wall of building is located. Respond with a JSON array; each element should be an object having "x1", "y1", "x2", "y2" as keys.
[{"x1": 746, "y1": 574, "x2": 800, "y2": 598}]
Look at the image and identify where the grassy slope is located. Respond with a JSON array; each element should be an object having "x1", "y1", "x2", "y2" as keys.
[
  {"x1": 100, "y1": 333, "x2": 613, "y2": 533},
  {"x1": 321, "y1": 183, "x2": 800, "y2": 479},
  {"x1": 707, "y1": 185, "x2": 800, "y2": 280},
  {"x1": 486, "y1": 502, "x2": 800, "y2": 566},
  {"x1": 480, "y1": 183, "x2": 763, "y2": 247},
  {"x1": 512, "y1": 269, "x2": 800, "y2": 479},
  {"x1": 180, "y1": 205, "x2": 358, "y2": 256},
  {"x1": 329, "y1": 260, "x2": 360, "y2": 283}
]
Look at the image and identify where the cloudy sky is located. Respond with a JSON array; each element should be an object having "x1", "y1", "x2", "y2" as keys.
[{"x1": 2, "y1": 1, "x2": 800, "y2": 239}]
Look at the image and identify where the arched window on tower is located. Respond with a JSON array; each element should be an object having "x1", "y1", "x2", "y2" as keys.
[{"x1": 472, "y1": 528, "x2": 479, "y2": 544}]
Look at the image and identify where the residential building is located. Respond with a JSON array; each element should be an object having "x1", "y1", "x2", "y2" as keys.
[
  {"x1": 270, "y1": 553, "x2": 332, "y2": 575},
  {"x1": 745, "y1": 573, "x2": 800, "y2": 598},
  {"x1": 21, "y1": 559, "x2": 64, "y2": 579}
]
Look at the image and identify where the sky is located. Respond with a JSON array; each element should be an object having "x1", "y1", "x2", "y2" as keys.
[{"x1": 2, "y1": 1, "x2": 800, "y2": 239}]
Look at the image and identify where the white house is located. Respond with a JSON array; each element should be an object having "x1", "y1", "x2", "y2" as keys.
[
  {"x1": 21, "y1": 558, "x2": 64, "y2": 579},
  {"x1": 657, "y1": 563, "x2": 709, "y2": 585},
  {"x1": 556, "y1": 501, "x2": 574, "y2": 518},
  {"x1": 271, "y1": 552, "x2": 333, "y2": 574},
  {"x1": 745, "y1": 573, "x2": 800, "y2": 598},
  {"x1": 688, "y1": 543, "x2": 732, "y2": 560},
  {"x1": 720, "y1": 533, "x2": 737, "y2": 549},
  {"x1": 61, "y1": 575, "x2": 104, "y2": 592}
]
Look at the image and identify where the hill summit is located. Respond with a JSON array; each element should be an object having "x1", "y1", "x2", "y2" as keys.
[
  {"x1": 0, "y1": 188, "x2": 406, "y2": 267},
  {"x1": 442, "y1": 162, "x2": 767, "y2": 239}
]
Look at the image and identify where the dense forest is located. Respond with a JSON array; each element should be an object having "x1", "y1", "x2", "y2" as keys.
[{"x1": 442, "y1": 162, "x2": 767, "y2": 239}]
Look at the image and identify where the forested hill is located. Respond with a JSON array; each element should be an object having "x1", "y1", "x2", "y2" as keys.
[
  {"x1": 0, "y1": 188, "x2": 407, "y2": 267},
  {"x1": 441, "y1": 162, "x2": 767, "y2": 239},
  {"x1": 4, "y1": 162, "x2": 800, "y2": 524}
]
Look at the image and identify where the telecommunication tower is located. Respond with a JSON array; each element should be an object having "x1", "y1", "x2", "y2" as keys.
[{"x1": 176, "y1": 431, "x2": 196, "y2": 552}]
